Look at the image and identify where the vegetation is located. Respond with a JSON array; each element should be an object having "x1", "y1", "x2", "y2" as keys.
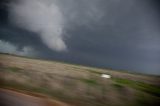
[
  {"x1": 112, "y1": 78, "x2": 160, "y2": 97},
  {"x1": 0, "y1": 54, "x2": 160, "y2": 106}
]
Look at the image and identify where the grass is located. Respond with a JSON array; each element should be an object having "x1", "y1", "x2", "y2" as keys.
[
  {"x1": 0, "y1": 79, "x2": 72, "y2": 102},
  {"x1": 112, "y1": 83, "x2": 124, "y2": 90},
  {"x1": 1, "y1": 54, "x2": 160, "y2": 106},
  {"x1": 0, "y1": 67, "x2": 23, "y2": 72},
  {"x1": 85, "y1": 69, "x2": 103, "y2": 75},
  {"x1": 134, "y1": 90, "x2": 160, "y2": 106},
  {"x1": 112, "y1": 78, "x2": 160, "y2": 97},
  {"x1": 81, "y1": 78, "x2": 98, "y2": 86},
  {"x1": 8, "y1": 67, "x2": 22, "y2": 72}
]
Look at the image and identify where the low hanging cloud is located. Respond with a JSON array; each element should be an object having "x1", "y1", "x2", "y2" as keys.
[
  {"x1": 8, "y1": 0, "x2": 105, "y2": 52},
  {"x1": 0, "y1": 40, "x2": 37, "y2": 56},
  {"x1": 8, "y1": 0, "x2": 66, "y2": 52}
]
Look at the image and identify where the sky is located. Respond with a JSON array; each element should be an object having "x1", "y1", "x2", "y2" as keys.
[{"x1": 0, "y1": 0, "x2": 160, "y2": 75}]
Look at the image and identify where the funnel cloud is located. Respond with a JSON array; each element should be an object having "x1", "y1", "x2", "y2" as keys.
[
  {"x1": 8, "y1": 0, "x2": 105, "y2": 52},
  {"x1": 9, "y1": 0, "x2": 66, "y2": 51}
]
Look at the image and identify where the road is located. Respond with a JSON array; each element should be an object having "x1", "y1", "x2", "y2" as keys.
[{"x1": 0, "y1": 88, "x2": 68, "y2": 106}]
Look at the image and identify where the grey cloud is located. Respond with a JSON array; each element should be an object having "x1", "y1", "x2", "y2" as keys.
[
  {"x1": 0, "y1": 40, "x2": 37, "y2": 57},
  {"x1": 8, "y1": 0, "x2": 109, "y2": 51},
  {"x1": 56, "y1": 0, "x2": 105, "y2": 27},
  {"x1": 8, "y1": 0, "x2": 66, "y2": 52}
]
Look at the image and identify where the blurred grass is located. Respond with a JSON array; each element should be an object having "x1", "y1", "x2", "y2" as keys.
[
  {"x1": 2, "y1": 66, "x2": 23, "y2": 73},
  {"x1": 0, "y1": 54, "x2": 160, "y2": 106},
  {"x1": 112, "y1": 83, "x2": 124, "y2": 90},
  {"x1": 112, "y1": 78, "x2": 160, "y2": 97},
  {"x1": 0, "y1": 79, "x2": 73, "y2": 103},
  {"x1": 1, "y1": 72, "x2": 160, "y2": 106},
  {"x1": 81, "y1": 78, "x2": 98, "y2": 86}
]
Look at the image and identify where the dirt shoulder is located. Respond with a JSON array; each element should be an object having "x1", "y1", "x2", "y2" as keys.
[{"x1": 0, "y1": 88, "x2": 69, "y2": 106}]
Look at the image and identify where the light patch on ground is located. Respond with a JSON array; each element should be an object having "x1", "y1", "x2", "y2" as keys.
[{"x1": 101, "y1": 74, "x2": 111, "y2": 79}]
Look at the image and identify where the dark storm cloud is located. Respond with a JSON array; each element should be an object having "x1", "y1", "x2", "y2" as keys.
[
  {"x1": 0, "y1": 0, "x2": 9, "y2": 25},
  {"x1": 65, "y1": 0, "x2": 160, "y2": 75},
  {"x1": 0, "y1": 0, "x2": 160, "y2": 75}
]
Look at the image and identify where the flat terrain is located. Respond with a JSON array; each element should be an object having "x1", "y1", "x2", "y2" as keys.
[{"x1": 0, "y1": 54, "x2": 160, "y2": 106}]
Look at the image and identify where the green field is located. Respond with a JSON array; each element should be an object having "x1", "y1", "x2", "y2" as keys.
[{"x1": 0, "y1": 54, "x2": 160, "y2": 106}]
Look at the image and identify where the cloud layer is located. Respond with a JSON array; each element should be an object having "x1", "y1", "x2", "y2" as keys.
[{"x1": 0, "y1": 40, "x2": 36, "y2": 56}]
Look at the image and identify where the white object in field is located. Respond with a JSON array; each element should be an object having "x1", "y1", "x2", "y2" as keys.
[{"x1": 101, "y1": 74, "x2": 111, "y2": 79}]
